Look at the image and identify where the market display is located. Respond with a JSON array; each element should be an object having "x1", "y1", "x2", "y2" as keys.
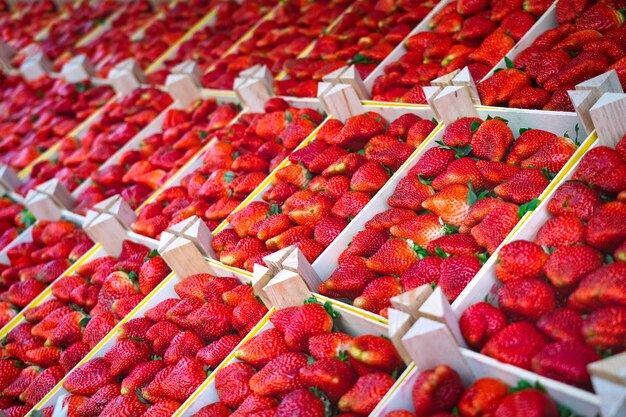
[{"x1": 0, "y1": 0, "x2": 624, "y2": 416}]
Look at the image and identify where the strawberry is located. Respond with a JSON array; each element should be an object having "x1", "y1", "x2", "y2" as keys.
[
  {"x1": 509, "y1": 87, "x2": 552, "y2": 109},
  {"x1": 99, "y1": 393, "x2": 149, "y2": 417},
  {"x1": 408, "y1": 148, "x2": 456, "y2": 179},
  {"x1": 194, "y1": 403, "x2": 232, "y2": 417},
  {"x1": 496, "y1": 240, "x2": 549, "y2": 282},
  {"x1": 274, "y1": 389, "x2": 325, "y2": 417},
  {"x1": 215, "y1": 362, "x2": 256, "y2": 408},
  {"x1": 476, "y1": 160, "x2": 519, "y2": 189},
  {"x1": 522, "y1": 136, "x2": 577, "y2": 174},
  {"x1": 498, "y1": 278, "x2": 556, "y2": 321},
  {"x1": 249, "y1": 352, "x2": 308, "y2": 396},
  {"x1": 285, "y1": 192, "x2": 334, "y2": 227},
  {"x1": 422, "y1": 184, "x2": 471, "y2": 226},
  {"x1": 399, "y1": 256, "x2": 443, "y2": 291},
  {"x1": 280, "y1": 117, "x2": 317, "y2": 150},
  {"x1": 119, "y1": 240, "x2": 151, "y2": 260},
  {"x1": 354, "y1": 276, "x2": 403, "y2": 315},
  {"x1": 231, "y1": 395, "x2": 278, "y2": 417},
  {"x1": 531, "y1": 340, "x2": 599, "y2": 387},
  {"x1": 537, "y1": 307, "x2": 584, "y2": 343},
  {"x1": 264, "y1": 182, "x2": 301, "y2": 205},
  {"x1": 307, "y1": 332, "x2": 353, "y2": 361},
  {"x1": 425, "y1": 234, "x2": 482, "y2": 256},
  {"x1": 432, "y1": 158, "x2": 483, "y2": 191},
  {"x1": 196, "y1": 334, "x2": 242, "y2": 369},
  {"x1": 139, "y1": 254, "x2": 170, "y2": 295},
  {"x1": 470, "y1": 201, "x2": 520, "y2": 254},
  {"x1": 48, "y1": 310, "x2": 89, "y2": 347},
  {"x1": 585, "y1": 202, "x2": 626, "y2": 251},
  {"x1": 366, "y1": 238, "x2": 419, "y2": 276},
  {"x1": 491, "y1": 0, "x2": 524, "y2": 21},
  {"x1": 411, "y1": 365, "x2": 464, "y2": 417},
  {"x1": 366, "y1": 208, "x2": 417, "y2": 230},
  {"x1": 575, "y1": 4, "x2": 624, "y2": 33},
  {"x1": 164, "y1": 330, "x2": 204, "y2": 365},
  {"x1": 439, "y1": 255, "x2": 482, "y2": 302},
  {"x1": 350, "y1": 162, "x2": 391, "y2": 194},
  {"x1": 322, "y1": 152, "x2": 367, "y2": 178},
  {"x1": 523, "y1": 0, "x2": 552, "y2": 16},
  {"x1": 471, "y1": 119, "x2": 513, "y2": 163},
  {"x1": 348, "y1": 334, "x2": 403, "y2": 376},
  {"x1": 556, "y1": 0, "x2": 593, "y2": 23},
  {"x1": 255, "y1": 112, "x2": 287, "y2": 140},
  {"x1": 457, "y1": 0, "x2": 488, "y2": 15},
  {"x1": 481, "y1": 322, "x2": 547, "y2": 370},
  {"x1": 24, "y1": 346, "x2": 61, "y2": 368},
  {"x1": 387, "y1": 114, "x2": 422, "y2": 139},
  {"x1": 457, "y1": 14, "x2": 498, "y2": 43},
  {"x1": 493, "y1": 169, "x2": 549, "y2": 204},
  {"x1": 527, "y1": 50, "x2": 573, "y2": 87},
  {"x1": 228, "y1": 202, "x2": 271, "y2": 238},
  {"x1": 23, "y1": 299, "x2": 64, "y2": 323},
  {"x1": 547, "y1": 181, "x2": 601, "y2": 221},
  {"x1": 478, "y1": 69, "x2": 532, "y2": 106},
  {"x1": 64, "y1": 357, "x2": 113, "y2": 395},
  {"x1": 220, "y1": 237, "x2": 266, "y2": 267},
  {"x1": 535, "y1": 214, "x2": 585, "y2": 248},
  {"x1": 506, "y1": 129, "x2": 555, "y2": 166},
  {"x1": 573, "y1": 146, "x2": 626, "y2": 193},
  {"x1": 460, "y1": 302, "x2": 508, "y2": 349},
  {"x1": 7, "y1": 279, "x2": 47, "y2": 308},
  {"x1": 20, "y1": 366, "x2": 63, "y2": 406},
  {"x1": 143, "y1": 399, "x2": 182, "y2": 417},
  {"x1": 99, "y1": 270, "x2": 139, "y2": 302},
  {"x1": 146, "y1": 298, "x2": 184, "y2": 322},
  {"x1": 390, "y1": 214, "x2": 447, "y2": 248},
  {"x1": 442, "y1": 117, "x2": 483, "y2": 148},
  {"x1": 121, "y1": 360, "x2": 166, "y2": 395},
  {"x1": 333, "y1": 114, "x2": 386, "y2": 150},
  {"x1": 313, "y1": 217, "x2": 348, "y2": 247},
  {"x1": 544, "y1": 51, "x2": 610, "y2": 92},
  {"x1": 279, "y1": 303, "x2": 334, "y2": 351},
  {"x1": 582, "y1": 306, "x2": 626, "y2": 350},
  {"x1": 160, "y1": 357, "x2": 207, "y2": 402},
  {"x1": 387, "y1": 176, "x2": 434, "y2": 210},
  {"x1": 308, "y1": 146, "x2": 349, "y2": 173},
  {"x1": 338, "y1": 372, "x2": 395, "y2": 415},
  {"x1": 569, "y1": 263, "x2": 626, "y2": 312},
  {"x1": 316, "y1": 119, "x2": 343, "y2": 144},
  {"x1": 332, "y1": 191, "x2": 372, "y2": 219},
  {"x1": 105, "y1": 339, "x2": 151, "y2": 378},
  {"x1": 470, "y1": 32, "x2": 516, "y2": 67},
  {"x1": 319, "y1": 256, "x2": 379, "y2": 298},
  {"x1": 266, "y1": 226, "x2": 314, "y2": 250},
  {"x1": 544, "y1": 244, "x2": 603, "y2": 291},
  {"x1": 458, "y1": 377, "x2": 509, "y2": 417},
  {"x1": 186, "y1": 302, "x2": 234, "y2": 341},
  {"x1": 494, "y1": 389, "x2": 558, "y2": 417},
  {"x1": 222, "y1": 285, "x2": 256, "y2": 306},
  {"x1": 232, "y1": 299, "x2": 267, "y2": 333},
  {"x1": 324, "y1": 175, "x2": 352, "y2": 200},
  {"x1": 299, "y1": 358, "x2": 358, "y2": 403},
  {"x1": 407, "y1": 120, "x2": 438, "y2": 148},
  {"x1": 234, "y1": 328, "x2": 288, "y2": 367}
]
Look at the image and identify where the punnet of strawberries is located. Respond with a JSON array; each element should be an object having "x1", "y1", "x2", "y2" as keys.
[
  {"x1": 146, "y1": 0, "x2": 275, "y2": 85},
  {"x1": 319, "y1": 116, "x2": 581, "y2": 317},
  {"x1": 38, "y1": 272, "x2": 267, "y2": 417},
  {"x1": 77, "y1": 98, "x2": 240, "y2": 214},
  {"x1": 0, "y1": 0, "x2": 58, "y2": 50},
  {"x1": 477, "y1": 0, "x2": 626, "y2": 110},
  {"x1": 212, "y1": 110, "x2": 438, "y2": 272},
  {"x1": 18, "y1": 87, "x2": 172, "y2": 202},
  {"x1": 275, "y1": 0, "x2": 438, "y2": 98},
  {"x1": 131, "y1": 98, "x2": 326, "y2": 240},
  {"x1": 191, "y1": 300, "x2": 405, "y2": 417},
  {"x1": 458, "y1": 134, "x2": 626, "y2": 391},
  {"x1": 383, "y1": 364, "x2": 578, "y2": 417},
  {"x1": 0, "y1": 240, "x2": 172, "y2": 417},
  {"x1": 0, "y1": 74, "x2": 114, "y2": 171},
  {"x1": 201, "y1": 0, "x2": 348, "y2": 92},
  {"x1": 0, "y1": 199, "x2": 35, "y2": 253},
  {"x1": 0, "y1": 220, "x2": 94, "y2": 329},
  {"x1": 370, "y1": 0, "x2": 551, "y2": 103}
]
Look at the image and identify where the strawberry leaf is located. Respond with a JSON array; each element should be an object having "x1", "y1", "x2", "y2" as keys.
[
  {"x1": 198, "y1": 130, "x2": 209, "y2": 139},
  {"x1": 541, "y1": 167, "x2": 556, "y2": 180},
  {"x1": 270, "y1": 204, "x2": 282, "y2": 215},
  {"x1": 285, "y1": 111, "x2": 293, "y2": 123},
  {"x1": 304, "y1": 296, "x2": 319, "y2": 305},
  {"x1": 443, "y1": 223, "x2": 459, "y2": 235},
  {"x1": 76, "y1": 82, "x2": 87, "y2": 92},
  {"x1": 431, "y1": 117, "x2": 438, "y2": 124},
  {"x1": 79, "y1": 316, "x2": 91, "y2": 328},
  {"x1": 29, "y1": 114, "x2": 40, "y2": 123},
  {"x1": 504, "y1": 57, "x2": 515, "y2": 69},
  {"x1": 301, "y1": 114, "x2": 312, "y2": 121},
  {"x1": 435, "y1": 140, "x2": 472, "y2": 158},
  {"x1": 145, "y1": 249, "x2": 159, "y2": 261},
  {"x1": 466, "y1": 180, "x2": 478, "y2": 206},
  {"x1": 435, "y1": 246, "x2": 449, "y2": 259},
  {"x1": 519, "y1": 127, "x2": 531, "y2": 135},
  {"x1": 323, "y1": 301, "x2": 340, "y2": 318},
  {"x1": 135, "y1": 388, "x2": 151, "y2": 404},
  {"x1": 605, "y1": 253, "x2": 615, "y2": 264},
  {"x1": 509, "y1": 379, "x2": 533, "y2": 393},
  {"x1": 476, "y1": 252, "x2": 489, "y2": 263},
  {"x1": 412, "y1": 244, "x2": 429, "y2": 259},
  {"x1": 418, "y1": 174, "x2": 433, "y2": 185},
  {"x1": 452, "y1": 407, "x2": 460, "y2": 416},
  {"x1": 350, "y1": 53, "x2": 375, "y2": 64},
  {"x1": 470, "y1": 120, "x2": 481, "y2": 133},
  {"x1": 18, "y1": 209, "x2": 36, "y2": 227},
  {"x1": 335, "y1": 350, "x2": 349, "y2": 362},
  {"x1": 307, "y1": 356, "x2": 316, "y2": 365},
  {"x1": 430, "y1": 281, "x2": 436, "y2": 289},
  {"x1": 518, "y1": 198, "x2": 540, "y2": 217},
  {"x1": 0, "y1": 334, "x2": 7, "y2": 347}
]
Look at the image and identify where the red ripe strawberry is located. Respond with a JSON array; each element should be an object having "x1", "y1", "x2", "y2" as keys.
[
  {"x1": 234, "y1": 328, "x2": 289, "y2": 367},
  {"x1": 481, "y1": 322, "x2": 547, "y2": 370},
  {"x1": 407, "y1": 120, "x2": 438, "y2": 148},
  {"x1": 274, "y1": 164, "x2": 313, "y2": 189},
  {"x1": 232, "y1": 299, "x2": 267, "y2": 333},
  {"x1": 319, "y1": 256, "x2": 379, "y2": 298},
  {"x1": 548, "y1": 181, "x2": 601, "y2": 221},
  {"x1": 348, "y1": 334, "x2": 403, "y2": 376},
  {"x1": 295, "y1": 239, "x2": 325, "y2": 263},
  {"x1": 400, "y1": 256, "x2": 443, "y2": 291},
  {"x1": 545, "y1": 51, "x2": 610, "y2": 92},
  {"x1": 490, "y1": 0, "x2": 524, "y2": 21},
  {"x1": 458, "y1": 377, "x2": 509, "y2": 417},
  {"x1": 476, "y1": 160, "x2": 519, "y2": 189},
  {"x1": 164, "y1": 330, "x2": 204, "y2": 364},
  {"x1": 471, "y1": 119, "x2": 513, "y2": 163},
  {"x1": 24, "y1": 346, "x2": 61, "y2": 368},
  {"x1": 220, "y1": 237, "x2": 266, "y2": 267},
  {"x1": 308, "y1": 146, "x2": 349, "y2": 173},
  {"x1": 48, "y1": 310, "x2": 89, "y2": 347},
  {"x1": 339, "y1": 372, "x2": 395, "y2": 415},
  {"x1": 390, "y1": 214, "x2": 447, "y2": 248},
  {"x1": 442, "y1": 117, "x2": 483, "y2": 148},
  {"x1": 3, "y1": 365, "x2": 41, "y2": 397},
  {"x1": 196, "y1": 334, "x2": 242, "y2": 369},
  {"x1": 160, "y1": 357, "x2": 207, "y2": 402},
  {"x1": 139, "y1": 254, "x2": 170, "y2": 295},
  {"x1": 544, "y1": 245, "x2": 603, "y2": 291},
  {"x1": 470, "y1": 32, "x2": 516, "y2": 68},
  {"x1": 506, "y1": 129, "x2": 555, "y2": 166},
  {"x1": 457, "y1": 0, "x2": 488, "y2": 15},
  {"x1": 215, "y1": 362, "x2": 256, "y2": 408},
  {"x1": 221, "y1": 285, "x2": 256, "y2": 306},
  {"x1": 266, "y1": 226, "x2": 314, "y2": 250},
  {"x1": 175, "y1": 274, "x2": 211, "y2": 302},
  {"x1": 387, "y1": 114, "x2": 422, "y2": 139},
  {"x1": 478, "y1": 69, "x2": 531, "y2": 106},
  {"x1": 316, "y1": 119, "x2": 343, "y2": 144},
  {"x1": 535, "y1": 214, "x2": 585, "y2": 247},
  {"x1": 99, "y1": 392, "x2": 150, "y2": 417},
  {"x1": 498, "y1": 278, "x2": 556, "y2": 321},
  {"x1": 143, "y1": 399, "x2": 182, "y2": 417},
  {"x1": 322, "y1": 152, "x2": 367, "y2": 178},
  {"x1": 332, "y1": 191, "x2": 372, "y2": 219},
  {"x1": 522, "y1": 136, "x2": 577, "y2": 174},
  {"x1": 556, "y1": 0, "x2": 593, "y2": 23},
  {"x1": 298, "y1": 358, "x2": 358, "y2": 403},
  {"x1": 411, "y1": 365, "x2": 464, "y2": 417},
  {"x1": 324, "y1": 175, "x2": 351, "y2": 200},
  {"x1": 460, "y1": 302, "x2": 508, "y2": 349},
  {"x1": 585, "y1": 202, "x2": 626, "y2": 252},
  {"x1": 192, "y1": 402, "x2": 233, "y2": 417},
  {"x1": 255, "y1": 112, "x2": 287, "y2": 140},
  {"x1": 64, "y1": 357, "x2": 113, "y2": 395},
  {"x1": 333, "y1": 114, "x2": 387, "y2": 150},
  {"x1": 537, "y1": 308, "x2": 584, "y2": 342},
  {"x1": 228, "y1": 202, "x2": 270, "y2": 238},
  {"x1": 264, "y1": 182, "x2": 300, "y2": 205},
  {"x1": 439, "y1": 255, "x2": 482, "y2": 302},
  {"x1": 350, "y1": 162, "x2": 391, "y2": 194},
  {"x1": 366, "y1": 208, "x2": 416, "y2": 230},
  {"x1": 582, "y1": 306, "x2": 626, "y2": 350},
  {"x1": 285, "y1": 192, "x2": 334, "y2": 227},
  {"x1": 494, "y1": 169, "x2": 549, "y2": 204},
  {"x1": 495, "y1": 389, "x2": 558, "y2": 417},
  {"x1": 254, "y1": 214, "x2": 293, "y2": 241},
  {"x1": 497, "y1": 10, "x2": 537, "y2": 41},
  {"x1": 0, "y1": 360, "x2": 24, "y2": 392},
  {"x1": 432, "y1": 158, "x2": 483, "y2": 191},
  {"x1": 496, "y1": 240, "x2": 548, "y2": 282},
  {"x1": 280, "y1": 117, "x2": 317, "y2": 150},
  {"x1": 409, "y1": 148, "x2": 456, "y2": 180},
  {"x1": 121, "y1": 360, "x2": 166, "y2": 394},
  {"x1": 119, "y1": 240, "x2": 151, "y2": 261},
  {"x1": 366, "y1": 238, "x2": 418, "y2": 276},
  {"x1": 186, "y1": 302, "x2": 234, "y2": 341},
  {"x1": 22, "y1": 299, "x2": 64, "y2": 323},
  {"x1": 274, "y1": 389, "x2": 324, "y2": 417},
  {"x1": 249, "y1": 352, "x2": 308, "y2": 396},
  {"x1": 509, "y1": 87, "x2": 553, "y2": 110},
  {"x1": 387, "y1": 176, "x2": 434, "y2": 211},
  {"x1": 353, "y1": 276, "x2": 402, "y2": 314},
  {"x1": 281, "y1": 303, "x2": 334, "y2": 351},
  {"x1": 575, "y1": 4, "x2": 624, "y2": 33},
  {"x1": 527, "y1": 50, "x2": 573, "y2": 87},
  {"x1": 7, "y1": 279, "x2": 47, "y2": 308},
  {"x1": 532, "y1": 340, "x2": 599, "y2": 387},
  {"x1": 290, "y1": 141, "x2": 329, "y2": 169},
  {"x1": 470, "y1": 201, "x2": 520, "y2": 254},
  {"x1": 425, "y1": 234, "x2": 481, "y2": 256},
  {"x1": 105, "y1": 339, "x2": 151, "y2": 378},
  {"x1": 568, "y1": 263, "x2": 626, "y2": 312},
  {"x1": 313, "y1": 217, "x2": 348, "y2": 247},
  {"x1": 118, "y1": 317, "x2": 153, "y2": 341},
  {"x1": 422, "y1": 184, "x2": 471, "y2": 226},
  {"x1": 20, "y1": 366, "x2": 63, "y2": 406}
]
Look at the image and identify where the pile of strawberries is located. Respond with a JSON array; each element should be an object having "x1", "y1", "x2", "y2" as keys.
[
  {"x1": 459, "y1": 135, "x2": 626, "y2": 389},
  {"x1": 275, "y1": 0, "x2": 437, "y2": 98},
  {"x1": 131, "y1": 98, "x2": 325, "y2": 239},
  {"x1": 0, "y1": 198, "x2": 35, "y2": 252},
  {"x1": 0, "y1": 0, "x2": 58, "y2": 50},
  {"x1": 81, "y1": 99, "x2": 240, "y2": 212},
  {"x1": 212, "y1": 111, "x2": 437, "y2": 272},
  {"x1": 42, "y1": 272, "x2": 267, "y2": 417},
  {"x1": 21, "y1": 87, "x2": 173, "y2": 215},
  {"x1": 370, "y1": 0, "x2": 550, "y2": 103},
  {"x1": 201, "y1": 0, "x2": 348, "y2": 91},
  {"x1": 478, "y1": 0, "x2": 626, "y2": 110},
  {"x1": 383, "y1": 364, "x2": 569, "y2": 417},
  {"x1": 147, "y1": 0, "x2": 274, "y2": 85},
  {"x1": 320, "y1": 117, "x2": 578, "y2": 316},
  {"x1": 192, "y1": 302, "x2": 404, "y2": 417},
  {"x1": 0, "y1": 220, "x2": 93, "y2": 328},
  {"x1": 0, "y1": 75, "x2": 114, "y2": 171},
  {"x1": 0, "y1": 240, "x2": 171, "y2": 417}
]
